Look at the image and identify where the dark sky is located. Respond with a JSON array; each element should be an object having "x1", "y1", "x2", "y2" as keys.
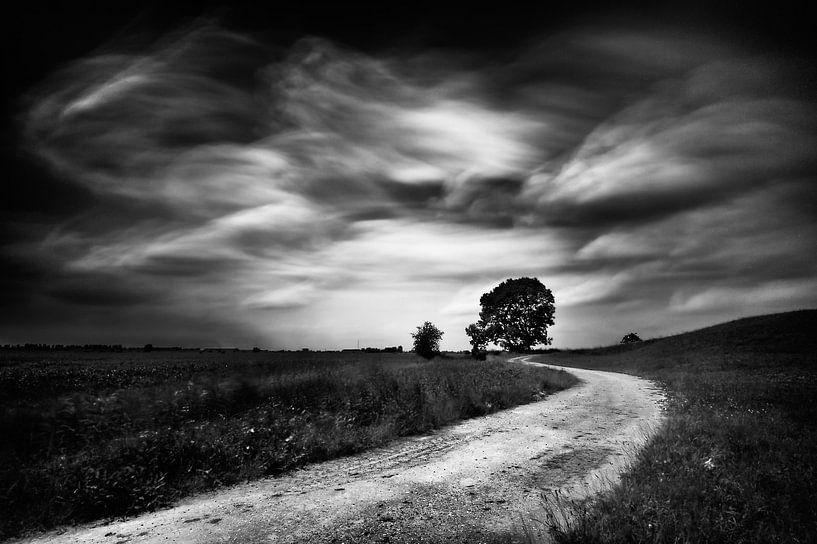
[{"x1": 2, "y1": 1, "x2": 816, "y2": 349}]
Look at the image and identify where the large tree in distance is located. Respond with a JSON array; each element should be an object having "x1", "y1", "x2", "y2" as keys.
[{"x1": 466, "y1": 277, "x2": 555, "y2": 353}]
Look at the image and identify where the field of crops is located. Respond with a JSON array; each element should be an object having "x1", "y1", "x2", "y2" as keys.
[{"x1": 0, "y1": 349, "x2": 576, "y2": 539}]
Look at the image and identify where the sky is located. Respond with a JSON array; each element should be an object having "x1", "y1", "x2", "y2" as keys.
[{"x1": 2, "y1": 2, "x2": 816, "y2": 350}]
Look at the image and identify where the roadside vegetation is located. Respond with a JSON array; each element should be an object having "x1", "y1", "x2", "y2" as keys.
[
  {"x1": 0, "y1": 350, "x2": 576, "y2": 540},
  {"x1": 531, "y1": 309, "x2": 817, "y2": 543}
]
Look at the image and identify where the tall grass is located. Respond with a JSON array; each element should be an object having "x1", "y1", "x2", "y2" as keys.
[
  {"x1": 531, "y1": 309, "x2": 817, "y2": 543},
  {"x1": 0, "y1": 350, "x2": 576, "y2": 540}
]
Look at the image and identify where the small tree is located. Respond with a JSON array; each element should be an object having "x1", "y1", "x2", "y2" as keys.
[
  {"x1": 412, "y1": 321, "x2": 444, "y2": 359},
  {"x1": 465, "y1": 323, "x2": 489, "y2": 359},
  {"x1": 621, "y1": 332, "x2": 642, "y2": 344}
]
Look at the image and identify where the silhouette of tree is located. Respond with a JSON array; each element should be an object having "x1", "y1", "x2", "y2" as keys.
[
  {"x1": 466, "y1": 277, "x2": 555, "y2": 353},
  {"x1": 412, "y1": 321, "x2": 444, "y2": 359},
  {"x1": 621, "y1": 332, "x2": 642, "y2": 344},
  {"x1": 465, "y1": 322, "x2": 490, "y2": 359}
]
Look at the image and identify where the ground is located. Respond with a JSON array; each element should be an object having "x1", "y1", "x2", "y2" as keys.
[{"x1": 18, "y1": 358, "x2": 665, "y2": 544}]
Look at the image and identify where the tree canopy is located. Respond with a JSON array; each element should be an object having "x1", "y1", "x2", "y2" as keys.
[
  {"x1": 412, "y1": 321, "x2": 444, "y2": 359},
  {"x1": 465, "y1": 277, "x2": 555, "y2": 353},
  {"x1": 620, "y1": 332, "x2": 642, "y2": 344}
]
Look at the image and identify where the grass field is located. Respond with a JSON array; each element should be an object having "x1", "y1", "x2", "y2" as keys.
[
  {"x1": 531, "y1": 309, "x2": 817, "y2": 543},
  {"x1": 0, "y1": 350, "x2": 576, "y2": 540}
]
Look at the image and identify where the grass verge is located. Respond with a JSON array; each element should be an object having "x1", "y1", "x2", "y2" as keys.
[
  {"x1": 531, "y1": 309, "x2": 817, "y2": 543},
  {"x1": 0, "y1": 350, "x2": 576, "y2": 540}
]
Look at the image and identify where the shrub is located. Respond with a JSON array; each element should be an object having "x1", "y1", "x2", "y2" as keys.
[{"x1": 412, "y1": 321, "x2": 444, "y2": 359}]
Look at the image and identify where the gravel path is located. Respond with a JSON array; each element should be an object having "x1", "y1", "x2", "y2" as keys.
[{"x1": 20, "y1": 357, "x2": 665, "y2": 544}]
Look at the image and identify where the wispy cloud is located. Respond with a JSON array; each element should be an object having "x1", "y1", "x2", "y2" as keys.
[{"x1": 6, "y1": 21, "x2": 816, "y2": 348}]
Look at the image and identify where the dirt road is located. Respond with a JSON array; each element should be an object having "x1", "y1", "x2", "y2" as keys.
[{"x1": 21, "y1": 357, "x2": 665, "y2": 544}]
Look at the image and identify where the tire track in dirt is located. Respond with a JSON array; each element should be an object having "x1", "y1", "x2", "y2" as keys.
[{"x1": 19, "y1": 357, "x2": 665, "y2": 544}]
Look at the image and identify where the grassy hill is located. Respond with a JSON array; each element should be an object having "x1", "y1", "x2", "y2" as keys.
[
  {"x1": 532, "y1": 309, "x2": 817, "y2": 543},
  {"x1": 569, "y1": 308, "x2": 817, "y2": 360}
]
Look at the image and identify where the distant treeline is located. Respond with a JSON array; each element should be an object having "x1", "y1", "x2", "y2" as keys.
[
  {"x1": 0, "y1": 344, "x2": 408, "y2": 353},
  {"x1": 2, "y1": 343, "x2": 562, "y2": 354},
  {"x1": 2, "y1": 343, "x2": 144, "y2": 352},
  {"x1": 342, "y1": 346, "x2": 403, "y2": 353}
]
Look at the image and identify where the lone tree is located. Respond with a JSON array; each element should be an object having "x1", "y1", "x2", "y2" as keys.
[
  {"x1": 620, "y1": 332, "x2": 642, "y2": 344},
  {"x1": 466, "y1": 277, "x2": 555, "y2": 353},
  {"x1": 412, "y1": 321, "x2": 444, "y2": 359}
]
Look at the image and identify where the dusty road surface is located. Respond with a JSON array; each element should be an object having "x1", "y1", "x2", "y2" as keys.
[{"x1": 20, "y1": 358, "x2": 665, "y2": 544}]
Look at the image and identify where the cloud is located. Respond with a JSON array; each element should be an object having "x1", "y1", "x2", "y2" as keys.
[
  {"x1": 670, "y1": 279, "x2": 817, "y2": 314},
  {"x1": 522, "y1": 76, "x2": 817, "y2": 227},
  {"x1": 6, "y1": 21, "x2": 816, "y2": 348},
  {"x1": 46, "y1": 272, "x2": 160, "y2": 306}
]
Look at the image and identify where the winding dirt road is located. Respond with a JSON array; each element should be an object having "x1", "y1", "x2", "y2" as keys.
[{"x1": 21, "y1": 357, "x2": 665, "y2": 544}]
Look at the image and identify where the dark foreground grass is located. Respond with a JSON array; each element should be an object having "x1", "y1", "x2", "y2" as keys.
[
  {"x1": 0, "y1": 350, "x2": 576, "y2": 540},
  {"x1": 532, "y1": 309, "x2": 817, "y2": 544}
]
